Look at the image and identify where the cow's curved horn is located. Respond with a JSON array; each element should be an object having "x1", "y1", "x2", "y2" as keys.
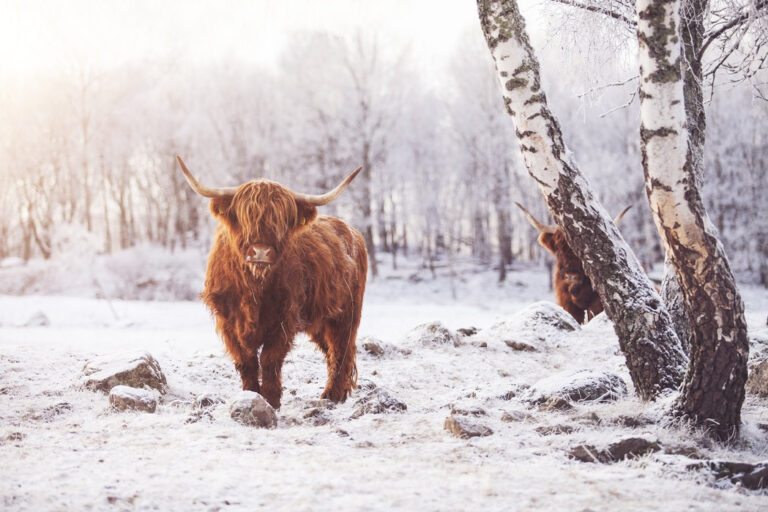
[
  {"x1": 291, "y1": 166, "x2": 363, "y2": 206},
  {"x1": 176, "y1": 155, "x2": 238, "y2": 198},
  {"x1": 613, "y1": 205, "x2": 633, "y2": 225},
  {"x1": 515, "y1": 202, "x2": 558, "y2": 234}
]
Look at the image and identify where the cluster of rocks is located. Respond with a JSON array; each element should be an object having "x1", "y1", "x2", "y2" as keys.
[{"x1": 81, "y1": 352, "x2": 167, "y2": 413}]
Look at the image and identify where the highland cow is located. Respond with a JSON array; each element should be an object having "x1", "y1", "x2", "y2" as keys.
[
  {"x1": 515, "y1": 202, "x2": 631, "y2": 324},
  {"x1": 177, "y1": 156, "x2": 367, "y2": 408}
]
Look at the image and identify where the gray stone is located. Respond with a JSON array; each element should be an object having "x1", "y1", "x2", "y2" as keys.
[
  {"x1": 444, "y1": 416, "x2": 493, "y2": 439},
  {"x1": 449, "y1": 405, "x2": 487, "y2": 417},
  {"x1": 303, "y1": 407, "x2": 332, "y2": 426},
  {"x1": 109, "y1": 386, "x2": 158, "y2": 413},
  {"x1": 746, "y1": 358, "x2": 768, "y2": 396},
  {"x1": 693, "y1": 461, "x2": 768, "y2": 490},
  {"x1": 535, "y1": 424, "x2": 575, "y2": 435},
  {"x1": 82, "y1": 352, "x2": 167, "y2": 394},
  {"x1": 350, "y1": 388, "x2": 407, "y2": 419},
  {"x1": 229, "y1": 391, "x2": 277, "y2": 428},
  {"x1": 405, "y1": 321, "x2": 459, "y2": 347},
  {"x1": 527, "y1": 369, "x2": 628, "y2": 406},
  {"x1": 504, "y1": 339, "x2": 538, "y2": 351},
  {"x1": 501, "y1": 410, "x2": 532, "y2": 422},
  {"x1": 29, "y1": 402, "x2": 73, "y2": 421},
  {"x1": 605, "y1": 437, "x2": 661, "y2": 460},
  {"x1": 193, "y1": 393, "x2": 225, "y2": 410},
  {"x1": 25, "y1": 311, "x2": 50, "y2": 327},
  {"x1": 359, "y1": 336, "x2": 410, "y2": 357},
  {"x1": 568, "y1": 437, "x2": 661, "y2": 463},
  {"x1": 538, "y1": 396, "x2": 573, "y2": 412}
]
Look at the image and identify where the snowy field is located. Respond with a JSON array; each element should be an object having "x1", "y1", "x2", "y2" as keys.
[{"x1": 1, "y1": 262, "x2": 768, "y2": 511}]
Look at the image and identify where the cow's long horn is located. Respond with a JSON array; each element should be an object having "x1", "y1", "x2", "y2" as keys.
[
  {"x1": 515, "y1": 202, "x2": 558, "y2": 234},
  {"x1": 291, "y1": 166, "x2": 363, "y2": 206},
  {"x1": 176, "y1": 155, "x2": 238, "y2": 198},
  {"x1": 613, "y1": 205, "x2": 633, "y2": 225}
]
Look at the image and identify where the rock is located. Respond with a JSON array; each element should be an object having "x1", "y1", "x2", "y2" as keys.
[
  {"x1": 444, "y1": 416, "x2": 493, "y2": 439},
  {"x1": 501, "y1": 410, "x2": 532, "y2": 422},
  {"x1": 527, "y1": 369, "x2": 628, "y2": 406},
  {"x1": 356, "y1": 379, "x2": 378, "y2": 392},
  {"x1": 109, "y1": 386, "x2": 158, "y2": 413},
  {"x1": 535, "y1": 424, "x2": 575, "y2": 435},
  {"x1": 350, "y1": 388, "x2": 407, "y2": 419},
  {"x1": 82, "y1": 352, "x2": 167, "y2": 394},
  {"x1": 303, "y1": 407, "x2": 332, "y2": 426},
  {"x1": 359, "y1": 336, "x2": 410, "y2": 357},
  {"x1": 449, "y1": 405, "x2": 487, "y2": 416},
  {"x1": 694, "y1": 461, "x2": 768, "y2": 490},
  {"x1": 605, "y1": 437, "x2": 661, "y2": 460},
  {"x1": 746, "y1": 358, "x2": 768, "y2": 396},
  {"x1": 362, "y1": 338, "x2": 385, "y2": 356},
  {"x1": 664, "y1": 444, "x2": 706, "y2": 460},
  {"x1": 404, "y1": 321, "x2": 459, "y2": 348},
  {"x1": 568, "y1": 436, "x2": 661, "y2": 463},
  {"x1": 193, "y1": 393, "x2": 225, "y2": 410},
  {"x1": 25, "y1": 311, "x2": 50, "y2": 327},
  {"x1": 612, "y1": 414, "x2": 655, "y2": 428},
  {"x1": 469, "y1": 302, "x2": 579, "y2": 351},
  {"x1": 538, "y1": 396, "x2": 573, "y2": 412},
  {"x1": 229, "y1": 391, "x2": 277, "y2": 428},
  {"x1": 504, "y1": 339, "x2": 538, "y2": 352},
  {"x1": 498, "y1": 390, "x2": 517, "y2": 401},
  {"x1": 30, "y1": 402, "x2": 73, "y2": 421},
  {"x1": 1, "y1": 432, "x2": 25, "y2": 444},
  {"x1": 457, "y1": 327, "x2": 478, "y2": 337}
]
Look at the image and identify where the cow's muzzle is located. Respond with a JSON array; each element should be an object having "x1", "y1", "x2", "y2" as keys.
[{"x1": 245, "y1": 244, "x2": 276, "y2": 277}]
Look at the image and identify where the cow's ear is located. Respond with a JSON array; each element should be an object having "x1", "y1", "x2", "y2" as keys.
[
  {"x1": 295, "y1": 200, "x2": 318, "y2": 229},
  {"x1": 210, "y1": 196, "x2": 236, "y2": 226},
  {"x1": 538, "y1": 232, "x2": 557, "y2": 254}
]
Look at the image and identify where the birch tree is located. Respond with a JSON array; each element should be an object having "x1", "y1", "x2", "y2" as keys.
[
  {"x1": 636, "y1": 0, "x2": 749, "y2": 440},
  {"x1": 476, "y1": 0, "x2": 686, "y2": 398}
]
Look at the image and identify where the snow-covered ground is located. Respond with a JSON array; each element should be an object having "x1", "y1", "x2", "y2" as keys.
[{"x1": 1, "y1": 260, "x2": 767, "y2": 511}]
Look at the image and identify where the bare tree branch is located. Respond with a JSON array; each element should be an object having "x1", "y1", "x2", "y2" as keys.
[
  {"x1": 700, "y1": 0, "x2": 768, "y2": 59},
  {"x1": 549, "y1": 0, "x2": 637, "y2": 27}
]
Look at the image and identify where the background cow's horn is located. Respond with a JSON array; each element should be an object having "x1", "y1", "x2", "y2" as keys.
[
  {"x1": 291, "y1": 166, "x2": 363, "y2": 206},
  {"x1": 176, "y1": 155, "x2": 238, "y2": 198},
  {"x1": 514, "y1": 202, "x2": 558, "y2": 234},
  {"x1": 613, "y1": 205, "x2": 633, "y2": 225}
]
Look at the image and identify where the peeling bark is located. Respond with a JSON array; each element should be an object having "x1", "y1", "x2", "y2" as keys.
[
  {"x1": 636, "y1": 0, "x2": 749, "y2": 440},
  {"x1": 477, "y1": 0, "x2": 686, "y2": 399}
]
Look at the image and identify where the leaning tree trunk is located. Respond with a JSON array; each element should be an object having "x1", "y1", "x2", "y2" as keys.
[
  {"x1": 477, "y1": 0, "x2": 687, "y2": 399},
  {"x1": 636, "y1": 0, "x2": 749, "y2": 440}
]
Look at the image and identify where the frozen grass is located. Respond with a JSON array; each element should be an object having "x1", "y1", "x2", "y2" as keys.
[{"x1": 1, "y1": 255, "x2": 767, "y2": 511}]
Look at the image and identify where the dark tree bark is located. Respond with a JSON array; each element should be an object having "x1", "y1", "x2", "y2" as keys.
[{"x1": 477, "y1": 0, "x2": 687, "y2": 398}]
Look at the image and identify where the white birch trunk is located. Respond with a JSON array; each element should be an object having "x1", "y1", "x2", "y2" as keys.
[
  {"x1": 637, "y1": 0, "x2": 749, "y2": 440},
  {"x1": 477, "y1": 0, "x2": 686, "y2": 398}
]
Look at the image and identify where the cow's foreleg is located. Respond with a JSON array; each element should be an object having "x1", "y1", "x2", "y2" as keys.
[{"x1": 259, "y1": 338, "x2": 291, "y2": 409}]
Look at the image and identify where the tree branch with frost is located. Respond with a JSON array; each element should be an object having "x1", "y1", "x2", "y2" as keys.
[
  {"x1": 477, "y1": 0, "x2": 686, "y2": 399},
  {"x1": 549, "y1": 0, "x2": 637, "y2": 27}
]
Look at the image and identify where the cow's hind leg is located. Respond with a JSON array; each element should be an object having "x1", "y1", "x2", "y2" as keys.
[{"x1": 317, "y1": 317, "x2": 359, "y2": 403}]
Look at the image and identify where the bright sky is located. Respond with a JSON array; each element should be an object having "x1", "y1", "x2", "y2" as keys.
[{"x1": 0, "y1": 0, "x2": 484, "y2": 76}]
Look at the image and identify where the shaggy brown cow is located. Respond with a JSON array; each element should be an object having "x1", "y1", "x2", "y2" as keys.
[
  {"x1": 515, "y1": 202, "x2": 631, "y2": 324},
  {"x1": 177, "y1": 156, "x2": 367, "y2": 408}
]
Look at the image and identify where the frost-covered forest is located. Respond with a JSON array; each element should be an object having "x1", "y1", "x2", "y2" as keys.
[
  {"x1": 1, "y1": 1, "x2": 766, "y2": 293},
  {"x1": 2, "y1": 1, "x2": 768, "y2": 511}
]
